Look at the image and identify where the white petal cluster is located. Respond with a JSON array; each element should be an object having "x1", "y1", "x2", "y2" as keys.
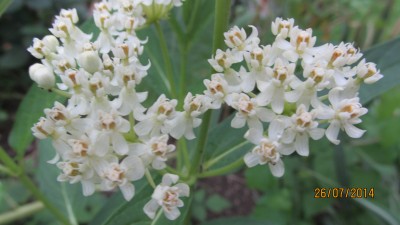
[
  {"x1": 28, "y1": 1, "x2": 191, "y2": 217},
  {"x1": 204, "y1": 18, "x2": 382, "y2": 177},
  {"x1": 144, "y1": 174, "x2": 189, "y2": 220}
]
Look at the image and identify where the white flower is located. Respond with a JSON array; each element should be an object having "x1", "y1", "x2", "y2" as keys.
[
  {"x1": 243, "y1": 134, "x2": 285, "y2": 177},
  {"x1": 32, "y1": 117, "x2": 56, "y2": 139},
  {"x1": 130, "y1": 135, "x2": 175, "y2": 170},
  {"x1": 144, "y1": 174, "x2": 189, "y2": 220},
  {"x1": 271, "y1": 18, "x2": 294, "y2": 39},
  {"x1": 44, "y1": 101, "x2": 86, "y2": 132},
  {"x1": 224, "y1": 25, "x2": 259, "y2": 53},
  {"x1": 134, "y1": 94, "x2": 177, "y2": 137},
  {"x1": 356, "y1": 59, "x2": 383, "y2": 84},
  {"x1": 278, "y1": 105, "x2": 325, "y2": 156},
  {"x1": 256, "y1": 58, "x2": 297, "y2": 113},
  {"x1": 93, "y1": 110, "x2": 131, "y2": 156},
  {"x1": 203, "y1": 73, "x2": 232, "y2": 109},
  {"x1": 317, "y1": 88, "x2": 368, "y2": 144},
  {"x1": 29, "y1": 63, "x2": 55, "y2": 89},
  {"x1": 208, "y1": 49, "x2": 241, "y2": 72},
  {"x1": 286, "y1": 60, "x2": 332, "y2": 109},
  {"x1": 28, "y1": 35, "x2": 59, "y2": 59},
  {"x1": 276, "y1": 27, "x2": 316, "y2": 63},
  {"x1": 57, "y1": 160, "x2": 96, "y2": 196},
  {"x1": 99, "y1": 155, "x2": 145, "y2": 201},
  {"x1": 167, "y1": 93, "x2": 210, "y2": 139},
  {"x1": 60, "y1": 9, "x2": 79, "y2": 24},
  {"x1": 226, "y1": 93, "x2": 275, "y2": 133}
]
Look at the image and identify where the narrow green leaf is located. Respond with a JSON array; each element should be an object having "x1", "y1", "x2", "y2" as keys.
[
  {"x1": 204, "y1": 115, "x2": 252, "y2": 170},
  {"x1": 360, "y1": 36, "x2": 400, "y2": 104},
  {"x1": 8, "y1": 85, "x2": 64, "y2": 156},
  {"x1": 353, "y1": 198, "x2": 400, "y2": 225},
  {"x1": 0, "y1": 0, "x2": 12, "y2": 17}
]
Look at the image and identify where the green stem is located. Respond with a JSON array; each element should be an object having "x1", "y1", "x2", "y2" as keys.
[
  {"x1": 189, "y1": 0, "x2": 232, "y2": 177},
  {"x1": 124, "y1": 112, "x2": 137, "y2": 142},
  {"x1": 178, "y1": 43, "x2": 187, "y2": 110},
  {"x1": 150, "y1": 209, "x2": 163, "y2": 225},
  {"x1": 165, "y1": 165, "x2": 182, "y2": 176},
  {"x1": 154, "y1": 21, "x2": 177, "y2": 99},
  {"x1": 186, "y1": 0, "x2": 202, "y2": 36},
  {"x1": 179, "y1": 139, "x2": 191, "y2": 174},
  {"x1": 0, "y1": 201, "x2": 44, "y2": 224},
  {"x1": 198, "y1": 158, "x2": 244, "y2": 178},
  {"x1": 145, "y1": 169, "x2": 156, "y2": 189},
  {"x1": 50, "y1": 88, "x2": 72, "y2": 98},
  {"x1": 61, "y1": 183, "x2": 78, "y2": 225},
  {"x1": 204, "y1": 141, "x2": 248, "y2": 170},
  {"x1": 0, "y1": 163, "x2": 17, "y2": 176},
  {"x1": 0, "y1": 147, "x2": 70, "y2": 225}
]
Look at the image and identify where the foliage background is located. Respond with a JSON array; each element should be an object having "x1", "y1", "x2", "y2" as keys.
[{"x1": 0, "y1": 0, "x2": 399, "y2": 224}]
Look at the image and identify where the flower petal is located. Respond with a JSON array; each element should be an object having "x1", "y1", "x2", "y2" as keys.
[
  {"x1": 244, "y1": 152, "x2": 259, "y2": 167},
  {"x1": 269, "y1": 160, "x2": 285, "y2": 177},
  {"x1": 144, "y1": 199, "x2": 159, "y2": 219},
  {"x1": 326, "y1": 120, "x2": 341, "y2": 145},
  {"x1": 295, "y1": 133, "x2": 309, "y2": 156},
  {"x1": 120, "y1": 182, "x2": 135, "y2": 201},
  {"x1": 344, "y1": 123, "x2": 365, "y2": 138}
]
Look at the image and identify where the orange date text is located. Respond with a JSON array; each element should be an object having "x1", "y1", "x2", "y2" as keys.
[{"x1": 314, "y1": 188, "x2": 374, "y2": 199}]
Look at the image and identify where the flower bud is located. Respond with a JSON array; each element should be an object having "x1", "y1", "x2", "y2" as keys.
[
  {"x1": 42, "y1": 35, "x2": 59, "y2": 52},
  {"x1": 29, "y1": 63, "x2": 55, "y2": 89},
  {"x1": 77, "y1": 51, "x2": 103, "y2": 74}
]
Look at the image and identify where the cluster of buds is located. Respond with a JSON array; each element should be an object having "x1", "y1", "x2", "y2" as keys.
[
  {"x1": 28, "y1": 0, "x2": 191, "y2": 221},
  {"x1": 206, "y1": 18, "x2": 382, "y2": 177}
]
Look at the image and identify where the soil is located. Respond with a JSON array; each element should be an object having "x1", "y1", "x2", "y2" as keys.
[{"x1": 196, "y1": 172, "x2": 257, "y2": 222}]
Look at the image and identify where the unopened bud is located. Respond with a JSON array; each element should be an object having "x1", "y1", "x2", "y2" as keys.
[
  {"x1": 77, "y1": 51, "x2": 102, "y2": 74},
  {"x1": 29, "y1": 63, "x2": 55, "y2": 89}
]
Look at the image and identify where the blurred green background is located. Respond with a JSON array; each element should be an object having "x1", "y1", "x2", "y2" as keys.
[{"x1": 0, "y1": 0, "x2": 399, "y2": 224}]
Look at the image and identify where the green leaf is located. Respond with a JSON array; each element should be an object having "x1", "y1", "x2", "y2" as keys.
[
  {"x1": 205, "y1": 194, "x2": 231, "y2": 213},
  {"x1": 244, "y1": 166, "x2": 278, "y2": 192},
  {"x1": 203, "y1": 115, "x2": 252, "y2": 171},
  {"x1": 192, "y1": 204, "x2": 207, "y2": 221},
  {"x1": 360, "y1": 36, "x2": 400, "y2": 104},
  {"x1": 200, "y1": 217, "x2": 273, "y2": 225},
  {"x1": 353, "y1": 198, "x2": 400, "y2": 225},
  {"x1": 36, "y1": 139, "x2": 106, "y2": 224},
  {"x1": 0, "y1": 0, "x2": 12, "y2": 17},
  {"x1": 89, "y1": 186, "x2": 152, "y2": 225},
  {"x1": 8, "y1": 85, "x2": 64, "y2": 156}
]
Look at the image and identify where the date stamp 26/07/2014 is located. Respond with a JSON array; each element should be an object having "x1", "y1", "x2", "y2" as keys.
[{"x1": 314, "y1": 188, "x2": 375, "y2": 199}]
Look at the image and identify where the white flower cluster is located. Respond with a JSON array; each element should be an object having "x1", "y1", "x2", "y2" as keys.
[
  {"x1": 205, "y1": 18, "x2": 382, "y2": 177},
  {"x1": 28, "y1": 0, "x2": 190, "y2": 221}
]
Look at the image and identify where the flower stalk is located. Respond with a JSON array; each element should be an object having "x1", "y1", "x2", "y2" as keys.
[{"x1": 189, "y1": 0, "x2": 232, "y2": 178}]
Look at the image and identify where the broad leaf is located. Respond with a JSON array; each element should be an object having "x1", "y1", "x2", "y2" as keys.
[
  {"x1": 360, "y1": 36, "x2": 400, "y2": 104},
  {"x1": 8, "y1": 85, "x2": 64, "y2": 156}
]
